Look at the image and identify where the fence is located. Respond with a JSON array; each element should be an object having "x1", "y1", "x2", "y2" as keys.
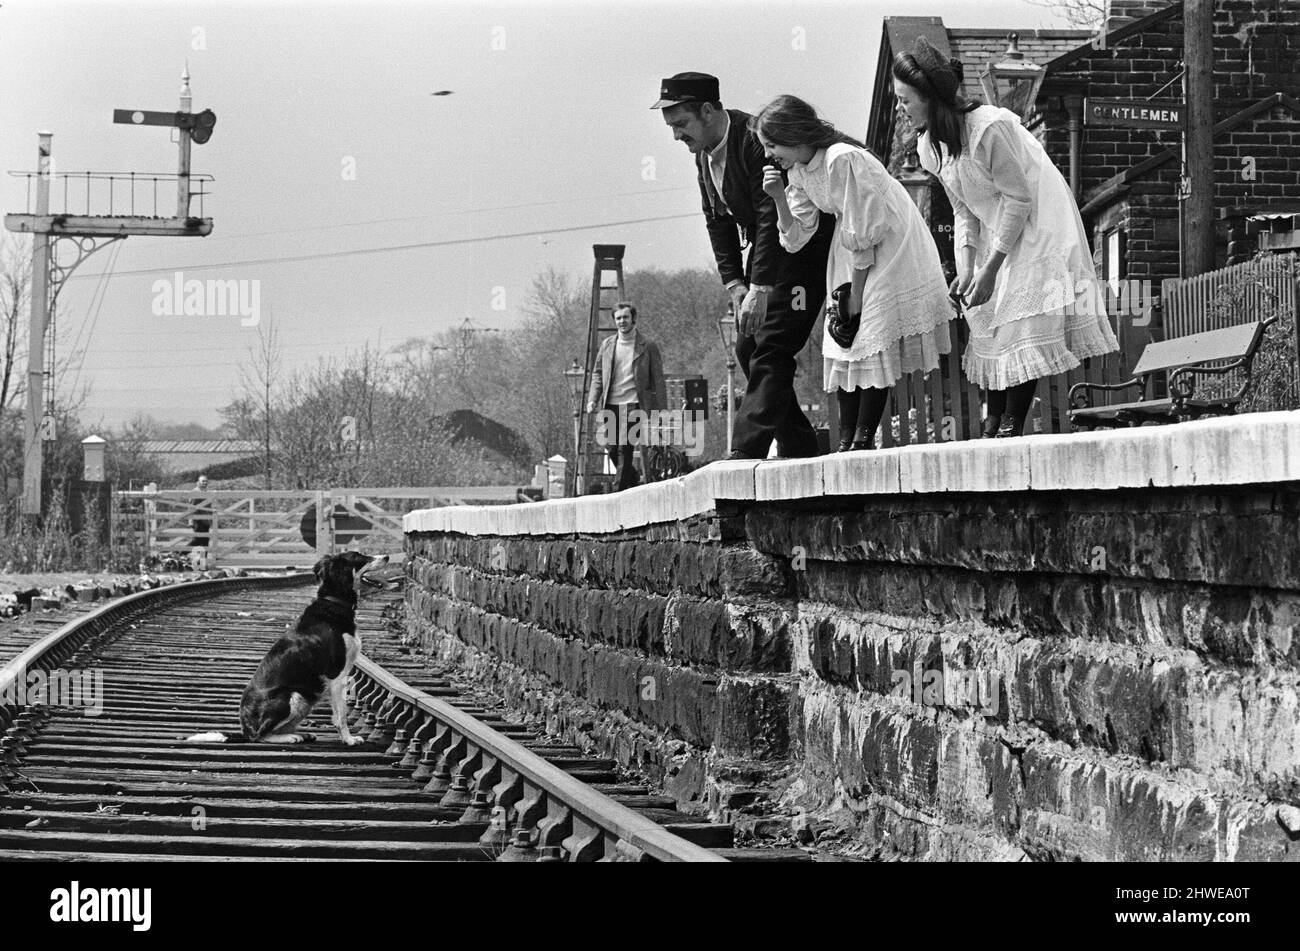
[
  {"x1": 1159, "y1": 253, "x2": 1299, "y2": 401},
  {"x1": 112, "y1": 486, "x2": 520, "y2": 569},
  {"x1": 872, "y1": 254, "x2": 1300, "y2": 446},
  {"x1": 872, "y1": 316, "x2": 1128, "y2": 447},
  {"x1": 1162, "y1": 253, "x2": 1298, "y2": 339}
]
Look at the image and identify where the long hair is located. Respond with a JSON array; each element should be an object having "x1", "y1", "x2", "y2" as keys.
[
  {"x1": 891, "y1": 41, "x2": 979, "y2": 168},
  {"x1": 749, "y1": 95, "x2": 868, "y2": 154}
]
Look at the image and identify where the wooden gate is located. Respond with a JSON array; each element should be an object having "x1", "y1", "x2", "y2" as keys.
[{"x1": 113, "y1": 486, "x2": 519, "y2": 569}]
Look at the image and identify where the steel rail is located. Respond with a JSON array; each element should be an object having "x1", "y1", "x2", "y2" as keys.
[
  {"x1": 1, "y1": 573, "x2": 728, "y2": 862},
  {"x1": 0, "y1": 573, "x2": 310, "y2": 747},
  {"x1": 353, "y1": 656, "x2": 727, "y2": 862}
]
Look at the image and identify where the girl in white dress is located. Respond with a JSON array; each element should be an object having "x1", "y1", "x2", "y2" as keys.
[
  {"x1": 892, "y1": 37, "x2": 1118, "y2": 437},
  {"x1": 751, "y1": 95, "x2": 954, "y2": 451}
]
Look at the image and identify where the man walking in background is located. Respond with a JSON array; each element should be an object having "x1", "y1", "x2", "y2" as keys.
[
  {"x1": 586, "y1": 303, "x2": 666, "y2": 490},
  {"x1": 654, "y1": 72, "x2": 834, "y2": 459},
  {"x1": 190, "y1": 474, "x2": 214, "y2": 569}
]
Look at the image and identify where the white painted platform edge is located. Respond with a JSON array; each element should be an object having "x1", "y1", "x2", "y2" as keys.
[{"x1": 402, "y1": 411, "x2": 1300, "y2": 536}]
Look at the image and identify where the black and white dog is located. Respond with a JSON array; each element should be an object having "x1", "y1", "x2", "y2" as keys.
[{"x1": 188, "y1": 551, "x2": 387, "y2": 745}]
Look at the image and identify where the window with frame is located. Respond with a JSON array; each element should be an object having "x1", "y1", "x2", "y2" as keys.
[{"x1": 1103, "y1": 228, "x2": 1125, "y2": 296}]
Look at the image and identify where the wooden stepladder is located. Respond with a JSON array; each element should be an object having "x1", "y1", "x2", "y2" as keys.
[{"x1": 574, "y1": 245, "x2": 626, "y2": 495}]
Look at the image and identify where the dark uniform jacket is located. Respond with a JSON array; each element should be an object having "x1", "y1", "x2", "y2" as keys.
[{"x1": 696, "y1": 108, "x2": 833, "y2": 289}]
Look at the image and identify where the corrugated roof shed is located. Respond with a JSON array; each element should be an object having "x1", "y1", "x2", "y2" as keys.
[{"x1": 139, "y1": 440, "x2": 263, "y2": 454}]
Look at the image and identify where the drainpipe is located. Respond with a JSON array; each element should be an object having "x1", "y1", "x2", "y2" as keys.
[{"x1": 1065, "y1": 94, "x2": 1083, "y2": 199}]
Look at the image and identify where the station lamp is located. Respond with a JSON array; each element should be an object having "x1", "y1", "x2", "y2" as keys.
[
  {"x1": 715, "y1": 304, "x2": 739, "y2": 454},
  {"x1": 979, "y1": 33, "x2": 1046, "y2": 123}
]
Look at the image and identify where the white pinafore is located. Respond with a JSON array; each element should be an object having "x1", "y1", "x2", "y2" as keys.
[
  {"x1": 919, "y1": 105, "x2": 1118, "y2": 389},
  {"x1": 779, "y1": 142, "x2": 954, "y2": 392}
]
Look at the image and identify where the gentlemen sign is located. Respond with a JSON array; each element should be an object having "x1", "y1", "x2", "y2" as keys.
[{"x1": 1086, "y1": 98, "x2": 1183, "y2": 129}]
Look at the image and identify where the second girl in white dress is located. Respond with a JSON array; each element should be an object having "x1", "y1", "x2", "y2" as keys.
[
  {"x1": 752, "y1": 95, "x2": 954, "y2": 450},
  {"x1": 892, "y1": 37, "x2": 1119, "y2": 437}
]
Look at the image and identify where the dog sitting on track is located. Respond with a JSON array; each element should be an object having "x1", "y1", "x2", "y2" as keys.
[{"x1": 187, "y1": 551, "x2": 388, "y2": 745}]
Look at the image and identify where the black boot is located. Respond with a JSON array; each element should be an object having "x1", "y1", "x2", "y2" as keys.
[
  {"x1": 836, "y1": 388, "x2": 859, "y2": 452},
  {"x1": 994, "y1": 416, "x2": 1022, "y2": 437},
  {"x1": 996, "y1": 379, "x2": 1039, "y2": 438},
  {"x1": 983, "y1": 388, "x2": 1007, "y2": 438},
  {"x1": 851, "y1": 387, "x2": 890, "y2": 450}
]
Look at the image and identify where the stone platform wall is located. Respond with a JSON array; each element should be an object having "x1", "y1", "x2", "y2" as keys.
[
  {"x1": 403, "y1": 516, "x2": 797, "y2": 812},
  {"x1": 403, "y1": 413, "x2": 1300, "y2": 860}
]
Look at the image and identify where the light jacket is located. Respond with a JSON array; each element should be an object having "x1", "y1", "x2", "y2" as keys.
[{"x1": 587, "y1": 331, "x2": 665, "y2": 411}]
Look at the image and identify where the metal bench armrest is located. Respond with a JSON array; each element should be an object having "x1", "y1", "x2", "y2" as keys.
[
  {"x1": 1168, "y1": 313, "x2": 1279, "y2": 406},
  {"x1": 1169, "y1": 356, "x2": 1254, "y2": 404},
  {"x1": 1068, "y1": 378, "x2": 1142, "y2": 410},
  {"x1": 1170, "y1": 356, "x2": 1251, "y2": 380}
]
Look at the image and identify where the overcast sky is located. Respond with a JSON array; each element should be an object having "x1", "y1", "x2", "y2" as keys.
[{"x1": 2, "y1": 0, "x2": 1075, "y2": 428}]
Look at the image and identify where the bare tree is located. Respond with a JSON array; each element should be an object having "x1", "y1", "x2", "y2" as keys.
[
  {"x1": 0, "y1": 235, "x2": 30, "y2": 415},
  {"x1": 390, "y1": 337, "x2": 455, "y2": 419},
  {"x1": 505, "y1": 268, "x2": 588, "y2": 459},
  {"x1": 109, "y1": 414, "x2": 164, "y2": 490},
  {"x1": 217, "y1": 394, "x2": 260, "y2": 440},
  {"x1": 0, "y1": 234, "x2": 93, "y2": 525},
  {"x1": 235, "y1": 318, "x2": 283, "y2": 488},
  {"x1": 0, "y1": 236, "x2": 31, "y2": 527}
]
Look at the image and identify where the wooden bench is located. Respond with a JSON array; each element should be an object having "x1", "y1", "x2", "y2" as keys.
[{"x1": 1069, "y1": 316, "x2": 1278, "y2": 429}]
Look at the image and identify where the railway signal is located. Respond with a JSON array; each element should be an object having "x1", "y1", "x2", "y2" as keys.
[
  {"x1": 113, "y1": 106, "x2": 217, "y2": 143},
  {"x1": 4, "y1": 67, "x2": 216, "y2": 522}
]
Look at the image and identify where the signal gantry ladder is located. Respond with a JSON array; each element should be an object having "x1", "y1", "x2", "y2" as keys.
[{"x1": 573, "y1": 245, "x2": 626, "y2": 495}]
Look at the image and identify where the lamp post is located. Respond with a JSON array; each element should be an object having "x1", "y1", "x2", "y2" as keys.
[
  {"x1": 978, "y1": 33, "x2": 1046, "y2": 124},
  {"x1": 563, "y1": 359, "x2": 585, "y2": 496},
  {"x1": 715, "y1": 302, "x2": 738, "y2": 455}
]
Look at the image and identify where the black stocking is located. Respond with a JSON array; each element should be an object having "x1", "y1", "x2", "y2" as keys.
[
  {"x1": 983, "y1": 388, "x2": 1008, "y2": 437},
  {"x1": 1000, "y1": 379, "x2": 1039, "y2": 436},
  {"x1": 853, "y1": 387, "x2": 890, "y2": 448},
  {"x1": 836, "y1": 388, "x2": 859, "y2": 448}
]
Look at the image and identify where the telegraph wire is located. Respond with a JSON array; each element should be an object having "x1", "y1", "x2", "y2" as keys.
[
  {"x1": 65, "y1": 239, "x2": 123, "y2": 397},
  {"x1": 65, "y1": 211, "x2": 699, "y2": 279},
  {"x1": 193, "y1": 186, "x2": 701, "y2": 242}
]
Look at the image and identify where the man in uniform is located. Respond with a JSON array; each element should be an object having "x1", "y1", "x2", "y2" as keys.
[{"x1": 654, "y1": 72, "x2": 834, "y2": 458}]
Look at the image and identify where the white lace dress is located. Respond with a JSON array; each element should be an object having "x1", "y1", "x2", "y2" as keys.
[
  {"x1": 919, "y1": 105, "x2": 1118, "y2": 389},
  {"x1": 778, "y1": 143, "x2": 954, "y2": 392}
]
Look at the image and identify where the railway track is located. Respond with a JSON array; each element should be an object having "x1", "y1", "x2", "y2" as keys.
[{"x1": 0, "y1": 573, "x2": 801, "y2": 862}]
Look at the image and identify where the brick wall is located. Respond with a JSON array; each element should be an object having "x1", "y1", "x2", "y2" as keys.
[
  {"x1": 1053, "y1": 14, "x2": 1184, "y2": 201},
  {"x1": 1106, "y1": 0, "x2": 1177, "y2": 31},
  {"x1": 883, "y1": 3, "x2": 1300, "y2": 303},
  {"x1": 1212, "y1": 0, "x2": 1300, "y2": 115},
  {"x1": 1053, "y1": 1, "x2": 1300, "y2": 281}
]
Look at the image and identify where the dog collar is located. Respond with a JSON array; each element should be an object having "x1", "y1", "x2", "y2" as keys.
[{"x1": 321, "y1": 595, "x2": 354, "y2": 609}]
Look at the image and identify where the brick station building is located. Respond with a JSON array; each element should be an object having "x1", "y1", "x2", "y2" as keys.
[{"x1": 865, "y1": 0, "x2": 1300, "y2": 364}]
